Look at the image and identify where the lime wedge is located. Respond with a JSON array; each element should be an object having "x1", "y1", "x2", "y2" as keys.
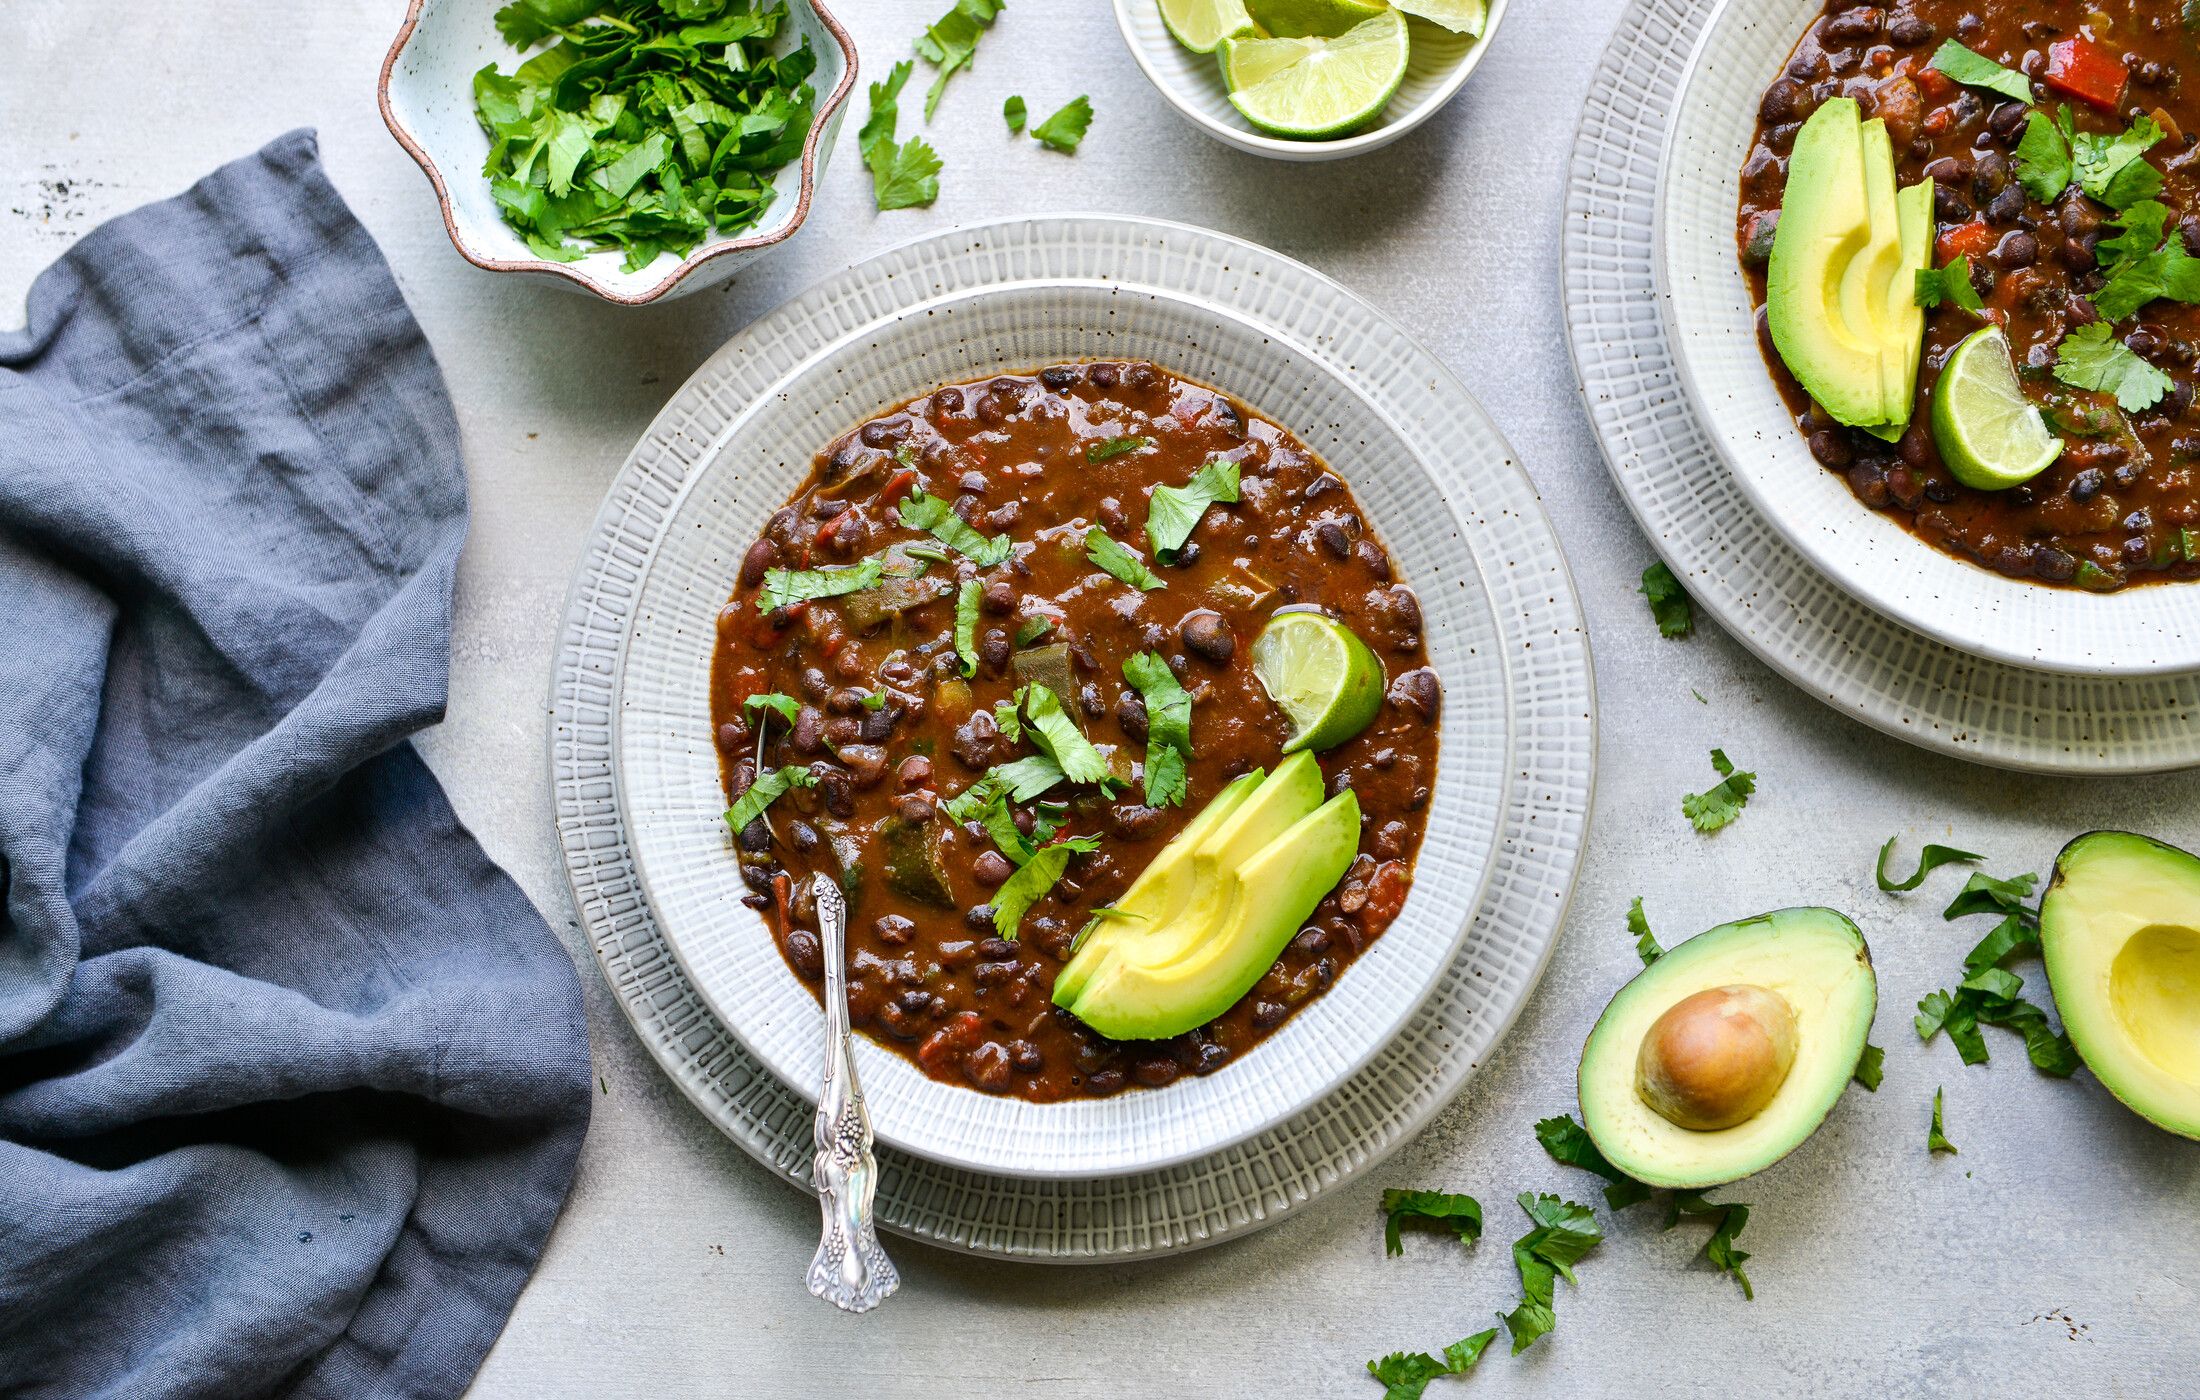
[
  {"x1": 1251, "y1": 611, "x2": 1388, "y2": 754},
  {"x1": 1391, "y1": 0, "x2": 1485, "y2": 34},
  {"x1": 1221, "y1": 9, "x2": 1410, "y2": 140},
  {"x1": 1158, "y1": 0, "x2": 1255, "y2": 54},
  {"x1": 1930, "y1": 326, "x2": 2064, "y2": 491},
  {"x1": 1245, "y1": 0, "x2": 1388, "y2": 38}
]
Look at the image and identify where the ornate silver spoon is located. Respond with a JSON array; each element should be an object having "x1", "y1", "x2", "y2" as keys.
[{"x1": 804, "y1": 874, "x2": 899, "y2": 1312}]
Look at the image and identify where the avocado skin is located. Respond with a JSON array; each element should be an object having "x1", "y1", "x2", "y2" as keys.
[
  {"x1": 2040, "y1": 831, "x2": 2200, "y2": 1141},
  {"x1": 1577, "y1": 907, "x2": 1877, "y2": 1190}
]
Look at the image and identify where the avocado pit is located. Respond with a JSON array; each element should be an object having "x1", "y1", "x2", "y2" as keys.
[{"x1": 1635, "y1": 984, "x2": 1800, "y2": 1131}]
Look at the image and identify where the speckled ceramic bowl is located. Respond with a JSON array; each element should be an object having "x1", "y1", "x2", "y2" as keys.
[
  {"x1": 1658, "y1": 0, "x2": 2200, "y2": 676},
  {"x1": 1112, "y1": 0, "x2": 1506, "y2": 162},
  {"x1": 379, "y1": 0, "x2": 857, "y2": 305}
]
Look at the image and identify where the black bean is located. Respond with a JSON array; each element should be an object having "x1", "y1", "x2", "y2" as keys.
[
  {"x1": 1821, "y1": 8, "x2": 1881, "y2": 41},
  {"x1": 897, "y1": 755, "x2": 933, "y2": 790},
  {"x1": 1995, "y1": 231, "x2": 2038, "y2": 270},
  {"x1": 1009, "y1": 1040, "x2": 1044, "y2": 1073},
  {"x1": 1984, "y1": 184, "x2": 2026, "y2": 226},
  {"x1": 740, "y1": 537, "x2": 778, "y2": 588},
  {"x1": 1986, "y1": 100, "x2": 2029, "y2": 143},
  {"x1": 2070, "y1": 468, "x2": 2107, "y2": 503},
  {"x1": 1354, "y1": 538, "x2": 1392, "y2": 579},
  {"x1": 818, "y1": 768, "x2": 855, "y2": 819},
  {"x1": 1111, "y1": 803, "x2": 1169, "y2": 840},
  {"x1": 790, "y1": 706, "x2": 825, "y2": 754},
  {"x1": 1380, "y1": 586, "x2": 1423, "y2": 639},
  {"x1": 1088, "y1": 363, "x2": 1119, "y2": 390},
  {"x1": 983, "y1": 579, "x2": 1018, "y2": 614},
  {"x1": 1132, "y1": 1057, "x2": 1181, "y2": 1088},
  {"x1": 1040, "y1": 365, "x2": 1079, "y2": 391},
  {"x1": 1887, "y1": 13, "x2": 1932, "y2": 46},
  {"x1": 973, "y1": 850, "x2": 1014, "y2": 888},
  {"x1": 1390, "y1": 667, "x2": 1441, "y2": 723},
  {"x1": 1972, "y1": 150, "x2": 2010, "y2": 199},
  {"x1": 1760, "y1": 77, "x2": 1810, "y2": 124},
  {"x1": 1251, "y1": 1000, "x2": 1291, "y2": 1029},
  {"x1": 976, "y1": 937, "x2": 1019, "y2": 961},
  {"x1": 1085, "y1": 1068, "x2": 1126, "y2": 1095},
  {"x1": 964, "y1": 905, "x2": 997, "y2": 932},
  {"x1": 1848, "y1": 460, "x2": 1892, "y2": 507},
  {"x1": 715, "y1": 721, "x2": 747, "y2": 753},
  {"x1": 1125, "y1": 363, "x2": 1160, "y2": 392},
  {"x1": 784, "y1": 928, "x2": 824, "y2": 979},
  {"x1": 964, "y1": 1042, "x2": 1012, "y2": 1091},
  {"x1": 858, "y1": 706, "x2": 897, "y2": 742},
  {"x1": 1180, "y1": 611, "x2": 1237, "y2": 665},
  {"x1": 1116, "y1": 688, "x2": 1149, "y2": 740},
  {"x1": 2124, "y1": 509, "x2": 2154, "y2": 533},
  {"x1": 859, "y1": 417, "x2": 908, "y2": 449},
  {"x1": 933, "y1": 387, "x2": 965, "y2": 415},
  {"x1": 840, "y1": 744, "x2": 890, "y2": 789},
  {"x1": 2030, "y1": 546, "x2": 2078, "y2": 583},
  {"x1": 1809, "y1": 429, "x2": 1855, "y2": 469},
  {"x1": 1315, "y1": 520, "x2": 1353, "y2": 559}
]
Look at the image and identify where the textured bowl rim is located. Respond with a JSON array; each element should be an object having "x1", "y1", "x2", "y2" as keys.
[
  {"x1": 377, "y1": 0, "x2": 859, "y2": 306},
  {"x1": 1110, "y1": 0, "x2": 1510, "y2": 162},
  {"x1": 602, "y1": 255, "x2": 1517, "y2": 1179},
  {"x1": 1654, "y1": 0, "x2": 2200, "y2": 678}
]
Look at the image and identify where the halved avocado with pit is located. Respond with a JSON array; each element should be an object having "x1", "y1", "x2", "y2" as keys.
[
  {"x1": 2040, "y1": 831, "x2": 2200, "y2": 1140},
  {"x1": 1578, "y1": 907, "x2": 1877, "y2": 1190}
]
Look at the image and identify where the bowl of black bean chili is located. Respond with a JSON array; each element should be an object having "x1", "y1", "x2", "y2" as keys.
[
  {"x1": 1656, "y1": 0, "x2": 2200, "y2": 674},
  {"x1": 609, "y1": 280, "x2": 1515, "y2": 1178}
]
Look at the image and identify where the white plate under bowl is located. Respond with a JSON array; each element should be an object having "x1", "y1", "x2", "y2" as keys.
[
  {"x1": 1657, "y1": 0, "x2": 2200, "y2": 677},
  {"x1": 1112, "y1": 0, "x2": 1507, "y2": 163},
  {"x1": 612, "y1": 277, "x2": 1513, "y2": 1178}
]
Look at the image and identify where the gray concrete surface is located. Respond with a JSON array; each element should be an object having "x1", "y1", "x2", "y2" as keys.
[{"x1": 8, "y1": 1, "x2": 2198, "y2": 1395}]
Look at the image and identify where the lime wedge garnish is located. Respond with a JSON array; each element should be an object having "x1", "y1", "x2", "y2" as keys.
[
  {"x1": 1391, "y1": 0, "x2": 1485, "y2": 34},
  {"x1": 1251, "y1": 611, "x2": 1388, "y2": 754},
  {"x1": 1220, "y1": 9, "x2": 1410, "y2": 140},
  {"x1": 1245, "y1": 0, "x2": 1388, "y2": 38},
  {"x1": 1930, "y1": 326, "x2": 2064, "y2": 491},
  {"x1": 1157, "y1": 0, "x2": 1255, "y2": 54}
]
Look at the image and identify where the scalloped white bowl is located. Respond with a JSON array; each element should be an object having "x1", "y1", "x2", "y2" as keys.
[
  {"x1": 1658, "y1": 0, "x2": 2200, "y2": 676},
  {"x1": 380, "y1": 0, "x2": 857, "y2": 304},
  {"x1": 1113, "y1": 0, "x2": 1507, "y2": 162},
  {"x1": 611, "y1": 272, "x2": 1514, "y2": 1178}
]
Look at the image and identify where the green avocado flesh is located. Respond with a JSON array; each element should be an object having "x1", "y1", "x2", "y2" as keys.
[
  {"x1": 1056, "y1": 752, "x2": 1360, "y2": 1042},
  {"x1": 1578, "y1": 907, "x2": 1877, "y2": 1190},
  {"x1": 2041, "y1": 832, "x2": 2200, "y2": 1141},
  {"x1": 1766, "y1": 98, "x2": 1933, "y2": 433}
]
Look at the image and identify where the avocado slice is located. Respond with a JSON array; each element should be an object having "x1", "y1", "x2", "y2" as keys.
[
  {"x1": 1064, "y1": 789, "x2": 1362, "y2": 1042},
  {"x1": 1054, "y1": 755, "x2": 1326, "y2": 1006},
  {"x1": 1767, "y1": 100, "x2": 1932, "y2": 433},
  {"x1": 1577, "y1": 908, "x2": 1877, "y2": 1189},
  {"x1": 2040, "y1": 832, "x2": 2200, "y2": 1140},
  {"x1": 1052, "y1": 769, "x2": 1264, "y2": 1004}
]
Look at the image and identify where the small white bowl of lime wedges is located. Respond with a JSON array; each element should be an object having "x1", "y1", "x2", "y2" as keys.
[{"x1": 1114, "y1": 0, "x2": 1504, "y2": 160}]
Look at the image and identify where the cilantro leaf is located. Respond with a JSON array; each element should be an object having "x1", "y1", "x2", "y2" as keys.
[
  {"x1": 1666, "y1": 1191, "x2": 1753, "y2": 1300},
  {"x1": 724, "y1": 764, "x2": 816, "y2": 833},
  {"x1": 1013, "y1": 684, "x2": 1114, "y2": 787},
  {"x1": 2053, "y1": 323, "x2": 2172, "y2": 413},
  {"x1": 1380, "y1": 1188, "x2": 1483, "y2": 1256},
  {"x1": 1003, "y1": 94, "x2": 1026, "y2": 132},
  {"x1": 1926, "y1": 39, "x2": 2033, "y2": 103},
  {"x1": 2087, "y1": 202, "x2": 2200, "y2": 322},
  {"x1": 1145, "y1": 460, "x2": 1240, "y2": 558},
  {"x1": 2072, "y1": 113, "x2": 2165, "y2": 211},
  {"x1": 1085, "y1": 529, "x2": 1167, "y2": 592},
  {"x1": 757, "y1": 556, "x2": 886, "y2": 612},
  {"x1": 914, "y1": 0, "x2": 1004, "y2": 121},
  {"x1": 990, "y1": 834, "x2": 1099, "y2": 938},
  {"x1": 1941, "y1": 869, "x2": 2036, "y2": 921},
  {"x1": 1876, "y1": 836, "x2": 1983, "y2": 892},
  {"x1": 953, "y1": 578, "x2": 982, "y2": 677},
  {"x1": 1499, "y1": 1193, "x2": 1602, "y2": 1355},
  {"x1": 742, "y1": 691, "x2": 801, "y2": 726},
  {"x1": 1626, "y1": 896, "x2": 1665, "y2": 967},
  {"x1": 1534, "y1": 1114, "x2": 1654, "y2": 1211},
  {"x1": 898, "y1": 487, "x2": 1013, "y2": 565},
  {"x1": 858, "y1": 60, "x2": 942, "y2": 210},
  {"x1": 1962, "y1": 913, "x2": 2040, "y2": 973},
  {"x1": 1366, "y1": 1331, "x2": 1498, "y2": 1400},
  {"x1": 2014, "y1": 108, "x2": 2074, "y2": 203},
  {"x1": 1031, "y1": 94, "x2": 1094, "y2": 153},
  {"x1": 1122, "y1": 651, "x2": 1192, "y2": 806},
  {"x1": 1913, "y1": 256, "x2": 1985, "y2": 315},
  {"x1": 1915, "y1": 987, "x2": 1989, "y2": 1064},
  {"x1": 1014, "y1": 615, "x2": 1055, "y2": 647},
  {"x1": 1852, "y1": 1041, "x2": 1885, "y2": 1091},
  {"x1": 1639, "y1": 560, "x2": 1694, "y2": 638},
  {"x1": 1928, "y1": 1087, "x2": 1958, "y2": 1154},
  {"x1": 1681, "y1": 748, "x2": 1756, "y2": 833},
  {"x1": 992, "y1": 752, "x2": 1067, "y2": 802},
  {"x1": 1085, "y1": 435, "x2": 1153, "y2": 463}
]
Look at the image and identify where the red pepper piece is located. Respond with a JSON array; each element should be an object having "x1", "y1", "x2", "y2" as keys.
[
  {"x1": 1936, "y1": 220, "x2": 1995, "y2": 265},
  {"x1": 2044, "y1": 38, "x2": 2127, "y2": 112}
]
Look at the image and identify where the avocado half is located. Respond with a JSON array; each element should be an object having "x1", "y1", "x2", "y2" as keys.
[
  {"x1": 2040, "y1": 831, "x2": 2200, "y2": 1141},
  {"x1": 1578, "y1": 908, "x2": 1877, "y2": 1190}
]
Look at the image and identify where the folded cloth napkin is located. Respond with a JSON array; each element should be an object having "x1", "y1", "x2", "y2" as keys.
[{"x1": 0, "y1": 131, "x2": 591, "y2": 1399}]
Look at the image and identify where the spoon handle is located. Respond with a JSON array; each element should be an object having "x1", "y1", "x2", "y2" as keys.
[{"x1": 805, "y1": 875, "x2": 899, "y2": 1313}]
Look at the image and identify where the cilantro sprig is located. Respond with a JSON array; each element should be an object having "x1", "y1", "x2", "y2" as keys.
[
  {"x1": 1533, "y1": 1116, "x2": 1753, "y2": 1297},
  {"x1": 1909, "y1": 865, "x2": 2080, "y2": 1076},
  {"x1": 2054, "y1": 323, "x2": 2173, "y2": 413},
  {"x1": 1031, "y1": 95, "x2": 1095, "y2": 153},
  {"x1": 1085, "y1": 529, "x2": 1166, "y2": 592},
  {"x1": 989, "y1": 834, "x2": 1099, "y2": 938},
  {"x1": 1681, "y1": 748, "x2": 1756, "y2": 833},
  {"x1": 1639, "y1": 561, "x2": 1694, "y2": 638},
  {"x1": 1625, "y1": 896, "x2": 1665, "y2": 967},
  {"x1": 857, "y1": 60, "x2": 941, "y2": 210},
  {"x1": 757, "y1": 555, "x2": 885, "y2": 612},
  {"x1": 899, "y1": 487, "x2": 1013, "y2": 565},
  {"x1": 1366, "y1": 1331, "x2": 1499, "y2": 1400},
  {"x1": 724, "y1": 764, "x2": 815, "y2": 834},
  {"x1": 1925, "y1": 39, "x2": 2032, "y2": 104},
  {"x1": 1498, "y1": 1193, "x2": 1602, "y2": 1354},
  {"x1": 1146, "y1": 459, "x2": 1240, "y2": 559},
  {"x1": 914, "y1": 0, "x2": 1003, "y2": 121},
  {"x1": 1122, "y1": 652, "x2": 1193, "y2": 806},
  {"x1": 1914, "y1": 256, "x2": 1985, "y2": 316}
]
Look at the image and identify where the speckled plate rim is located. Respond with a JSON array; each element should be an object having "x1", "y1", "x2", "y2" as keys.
[
  {"x1": 551, "y1": 215, "x2": 1595, "y2": 1260},
  {"x1": 1652, "y1": 0, "x2": 2199, "y2": 677},
  {"x1": 1563, "y1": 0, "x2": 2200, "y2": 775},
  {"x1": 606, "y1": 275, "x2": 1518, "y2": 1180}
]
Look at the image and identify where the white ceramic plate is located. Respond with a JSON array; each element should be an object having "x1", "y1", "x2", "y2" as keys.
[
  {"x1": 1113, "y1": 0, "x2": 1506, "y2": 162},
  {"x1": 1566, "y1": 0, "x2": 2200, "y2": 773},
  {"x1": 379, "y1": 0, "x2": 858, "y2": 304},
  {"x1": 1658, "y1": 0, "x2": 2200, "y2": 676},
  {"x1": 552, "y1": 216, "x2": 1592, "y2": 1255},
  {"x1": 608, "y1": 262, "x2": 1514, "y2": 1178}
]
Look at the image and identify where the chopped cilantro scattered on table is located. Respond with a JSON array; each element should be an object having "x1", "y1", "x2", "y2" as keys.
[
  {"x1": 1003, "y1": 94, "x2": 1026, "y2": 132},
  {"x1": 1498, "y1": 1193, "x2": 1602, "y2": 1354},
  {"x1": 1638, "y1": 561, "x2": 1693, "y2": 638},
  {"x1": 1626, "y1": 896, "x2": 1664, "y2": 967},
  {"x1": 857, "y1": 60, "x2": 942, "y2": 210},
  {"x1": 1852, "y1": 1041, "x2": 1885, "y2": 1091},
  {"x1": 1031, "y1": 95, "x2": 1094, "y2": 153},
  {"x1": 1875, "y1": 836, "x2": 1982, "y2": 892},
  {"x1": 471, "y1": 0, "x2": 817, "y2": 270},
  {"x1": 914, "y1": 0, "x2": 1004, "y2": 121},
  {"x1": 1380, "y1": 1189, "x2": 1483, "y2": 1256},
  {"x1": 1928, "y1": 1087, "x2": 1958, "y2": 1154},
  {"x1": 1366, "y1": 1330, "x2": 1498, "y2": 1400},
  {"x1": 1681, "y1": 748, "x2": 1755, "y2": 833}
]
